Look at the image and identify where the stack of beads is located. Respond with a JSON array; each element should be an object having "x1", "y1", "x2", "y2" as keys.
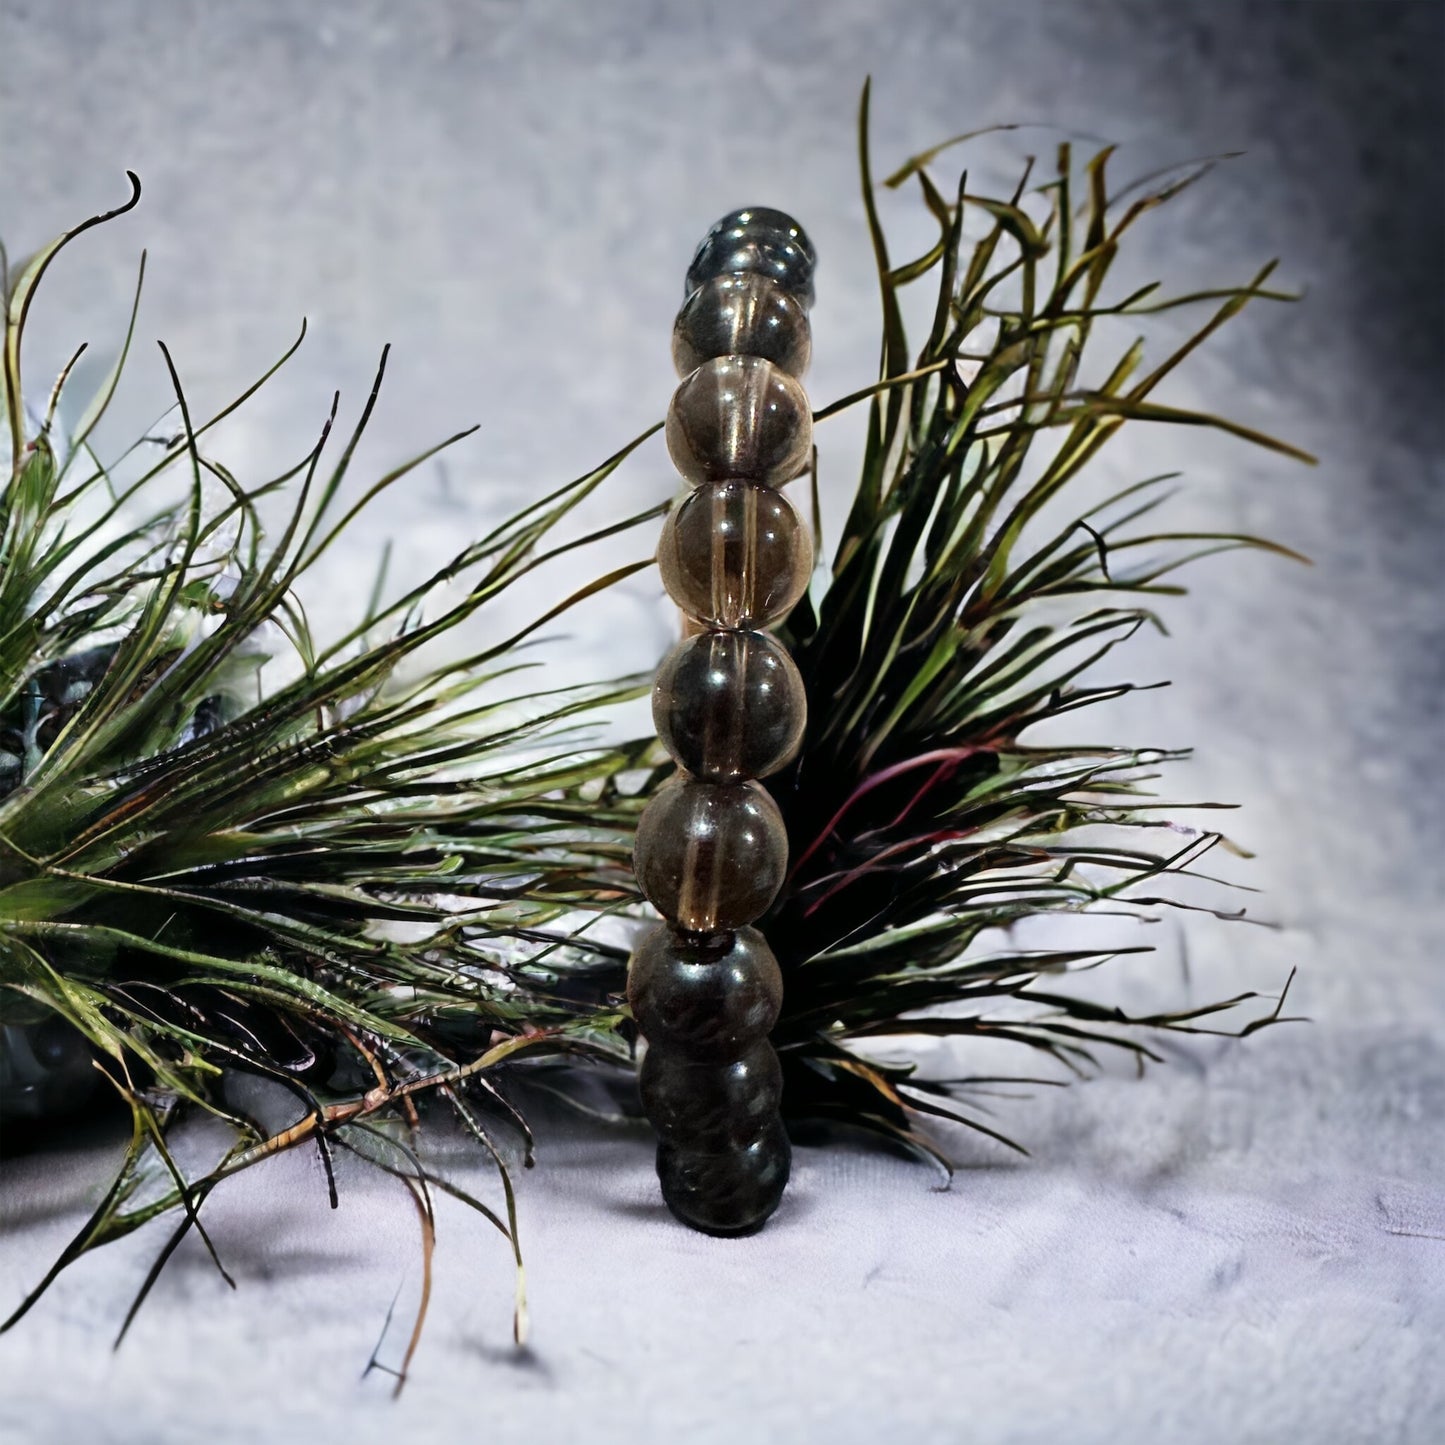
[{"x1": 628, "y1": 209, "x2": 817, "y2": 1236}]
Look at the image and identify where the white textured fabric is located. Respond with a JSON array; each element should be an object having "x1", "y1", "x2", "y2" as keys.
[{"x1": 1, "y1": 3, "x2": 1441, "y2": 1442}]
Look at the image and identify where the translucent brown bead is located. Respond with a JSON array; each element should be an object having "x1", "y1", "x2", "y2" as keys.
[
  {"x1": 673, "y1": 273, "x2": 812, "y2": 379},
  {"x1": 633, "y1": 777, "x2": 787, "y2": 932},
  {"x1": 657, "y1": 480, "x2": 812, "y2": 630},
  {"x1": 627, "y1": 923, "x2": 783, "y2": 1060},
  {"x1": 657, "y1": 1117, "x2": 792, "y2": 1236},
  {"x1": 653, "y1": 629, "x2": 805, "y2": 783},
  {"x1": 665, "y1": 355, "x2": 813, "y2": 488},
  {"x1": 685, "y1": 207, "x2": 817, "y2": 310},
  {"x1": 639, "y1": 1039, "x2": 783, "y2": 1149}
]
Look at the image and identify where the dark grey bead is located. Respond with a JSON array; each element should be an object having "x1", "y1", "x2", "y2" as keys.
[
  {"x1": 0, "y1": 1018, "x2": 97, "y2": 1123},
  {"x1": 666, "y1": 355, "x2": 812, "y2": 488},
  {"x1": 632, "y1": 776, "x2": 788, "y2": 932},
  {"x1": 639, "y1": 1038, "x2": 783, "y2": 1150},
  {"x1": 685, "y1": 207, "x2": 816, "y2": 309},
  {"x1": 657, "y1": 1116, "x2": 792, "y2": 1236},
  {"x1": 653, "y1": 629, "x2": 806, "y2": 783},
  {"x1": 626, "y1": 922, "x2": 784, "y2": 1060},
  {"x1": 673, "y1": 273, "x2": 812, "y2": 379}
]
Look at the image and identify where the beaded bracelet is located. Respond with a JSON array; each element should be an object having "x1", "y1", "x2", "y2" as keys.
[{"x1": 627, "y1": 208, "x2": 816, "y2": 1236}]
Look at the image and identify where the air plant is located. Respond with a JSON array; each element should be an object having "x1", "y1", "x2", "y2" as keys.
[
  {"x1": 0, "y1": 84, "x2": 1309, "y2": 1377},
  {"x1": 751, "y1": 87, "x2": 1310, "y2": 1164},
  {"x1": 0, "y1": 174, "x2": 662, "y2": 1377}
]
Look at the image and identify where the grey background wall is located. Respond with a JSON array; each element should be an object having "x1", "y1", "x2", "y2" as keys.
[{"x1": 1, "y1": 3, "x2": 1441, "y2": 1443}]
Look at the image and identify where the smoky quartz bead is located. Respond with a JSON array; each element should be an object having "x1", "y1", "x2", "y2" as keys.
[
  {"x1": 666, "y1": 355, "x2": 813, "y2": 488},
  {"x1": 685, "y1": 207, "x2": 817, "y2": 310},
  {"x1": 653, "y1": 629, "x2": 806, "y2": 783},
  {"x1": 657, "y1": 1116, "x2": 792, "y2": 1236},
  {"x1": 633, "y1": 776, "x2": 787, "y2": 932},
  {"x1": 638, "y1": 1038, "x2": 783, "y2": 1149},
  {"x1": 627, "y1": 923, "x2": 784, "y2": 1061},
  {"x1": 673, "y1": 273, "x2": 812, "y2": 379},
  {"x1": 657, "y1": 480, "x2": 813, "y2": 630}
]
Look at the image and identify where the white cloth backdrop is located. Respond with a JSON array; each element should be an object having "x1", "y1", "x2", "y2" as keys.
[{"x1": 1, "y1": 3, "x2": 1441, "y2": 1442}]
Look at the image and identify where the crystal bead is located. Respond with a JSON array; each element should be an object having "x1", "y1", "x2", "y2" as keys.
[
  {"x1": 673, "y1": 273, "x2": 811, "y2": 379},
  {"x1": 685, "y1": 207, "x2": 816, "y2": 309},
  {"x1": 638, "y1": 1039, "x2": 783, "y2": 1149},
  {"x1": 627, "y1": 923, "x2": 784, "y2": 1059},
  {"x1": 633, "y1": 777, "x2": 787, "y2": 932},
  {"x1": 656, "y1": 1116, "x2": 792, "y2": 1236},
  {"x1": 653, "y1": 629, "x2": 805, "y2": 783},
  {"x1": 657, "y1": 480, "x2": 812, "y2": 629},
  {"x1": 666, "y1": 355, "x2": 812, "y2": 488},
  {"x1": 0, "y1": 1018, "x2": 98, "y2": 1123}
]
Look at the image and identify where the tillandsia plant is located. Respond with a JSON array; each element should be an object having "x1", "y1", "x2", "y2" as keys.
[
  {"x1": 742, "y1": 86, "x2": 1311, "y2": 1165},
  {"x1": 0, "y1": 84, "x2": 1309, "y2": 1377},
  {"x1": 0, "y1": 174, "x2": 665, "y2": 1380}
]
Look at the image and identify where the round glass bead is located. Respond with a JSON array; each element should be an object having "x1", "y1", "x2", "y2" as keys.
[
  {"x1": 673, "y1": 273, "x2": 812, "y2": 379},
  {"x1": 657, "y1": 480, "x2": 813, "y2": 630},
  {"x1": 666, "y1": 355, "x2": 812, "y2": 488},
  {"x1": 627, "y1": 923, "x2": 784, "y2": 1060},
  {"x1": 685, "y1": 207, "x2": 817, "y2": 310},
  {"x1": 0, "y1": 1018, "x2": 98, "y2": 1123},
  {"x1": 657, "y1": 1117, "x2": 792, "y2": 1236},
  {"x1": 639, "y1": 1039, "x2": 783, "y2": 1148},
  {"x1": 633, "y1": 777, "x2": 787, "y2": 932},
  {"x1": 653, "y1": 629, "x2": 806, "y2": 783}
]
